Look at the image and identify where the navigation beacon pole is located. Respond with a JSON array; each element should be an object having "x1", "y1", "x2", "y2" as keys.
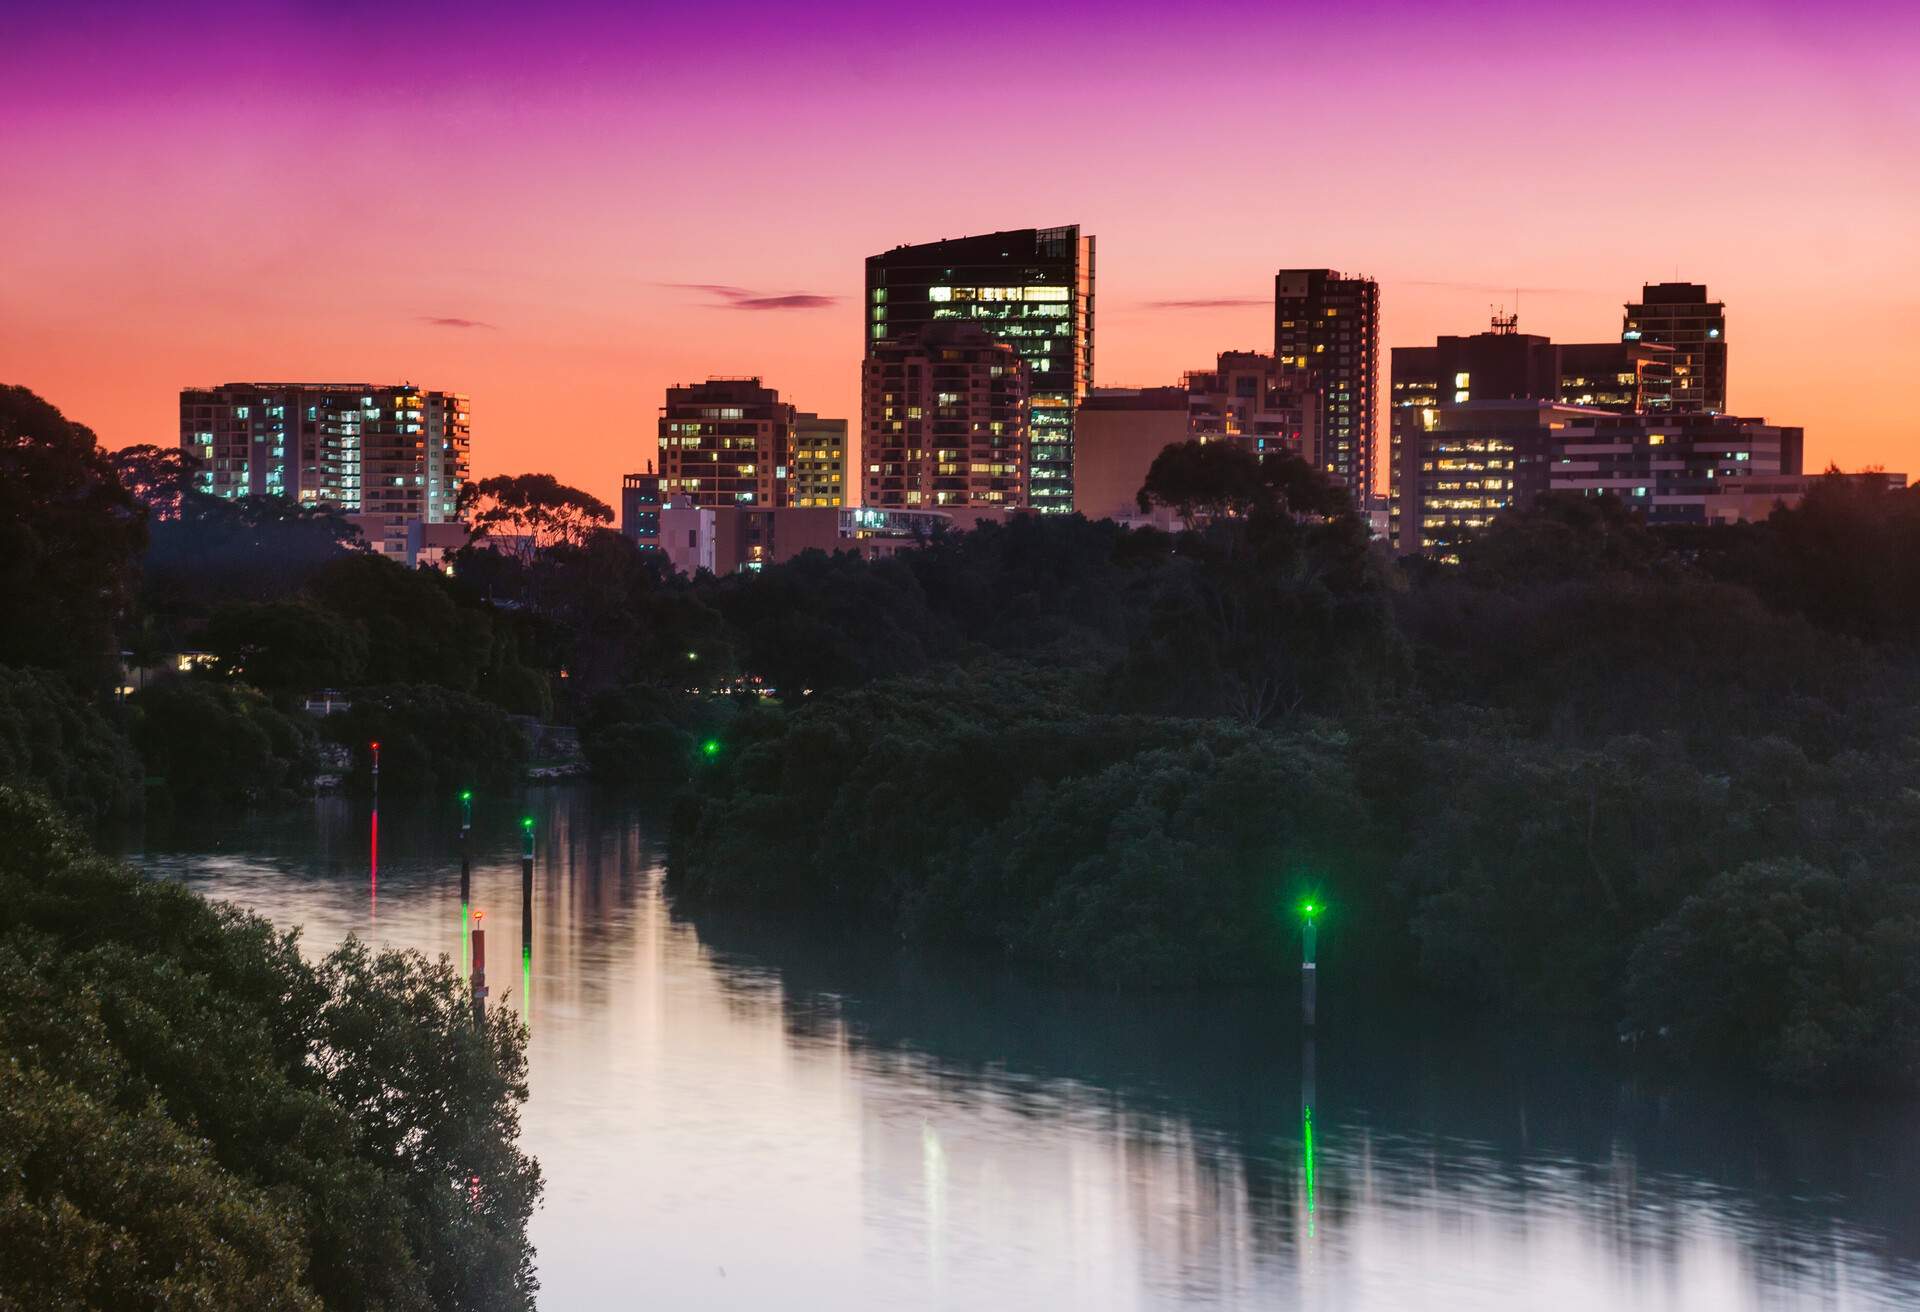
[
  {"x1": 1299, "y1": 899, "x2": 1321, "y2": 1028},
  {"x1": 519, "y1": 817, "x2": 534, "y2": 1019},
  {"x1": 471, "y1": 914, "x2": 488, "y2": 1029},
  {"x1": 369, "y1": 741, "x2": 381, "y2": 919},
  {"x1": 459, "y1": 790, "x2": 473, "y2": 983},
  {"x1": 520, "y1": 817, "x2": 534, "y2": 955}
]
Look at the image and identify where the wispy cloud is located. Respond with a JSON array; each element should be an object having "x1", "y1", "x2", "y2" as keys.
[
  {"x1": 666, "y1": 283, "x2": 838, "y2": 311},
  {"x1": 1143, "y1": 296, "x2": 1267, "y2": 310},
  {"x1": 419, "y1": 315, "x2": 495, "y2": 329}
]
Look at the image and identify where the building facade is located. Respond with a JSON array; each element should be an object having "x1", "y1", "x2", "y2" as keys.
[
  {"x1": 1186, "y1": 350, "x2": 1320, "y2": 466},
  {"x1": 620, "y1": 471, "x2": 663, "y2": 552},
  {"x1": 179, "y1": 382, "x2": 469, "y2": 556},
  {"x1": 865, "y1": 226, "x2": 1093, "y2": 513},
  {"x1": 1549, "y1": 414, "x2": 1804, "y2": 524},
  {"x1": 1391, "y1": 323, "x2": 1673, "y2": 418},
  {"x1": 788, "y1": 412, "x2": 849, "y2": 507},
  {"x1": 660, "y1": 502, "x2": 1007, "y2": 576},
  {"x1": 1274, "y1": 269, "x2": 1379, "y2": 492},
  {"x1": 658, "y1": 378, "x2": 794, "y2": 508},
  {"x1": 1072, "y1": 387, "x2": 1191, "y2": 525},
  {"x1": 861, "y1": 322, "x2": 1030, "y2": 511},
  {"x1": 1391, "y1": 399, "x2": 1607, "y2": 555},
  {"x1": 1703, "y1": 471, "x2": 1907, "y2": 524},
  {"x1": 1624, "y1": 282, "x2": 1726, "y2": 414}
]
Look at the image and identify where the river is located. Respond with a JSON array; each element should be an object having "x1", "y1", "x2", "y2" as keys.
[{"x1": 136, "y1": 786, "x2": 1920, "y2": 1310}]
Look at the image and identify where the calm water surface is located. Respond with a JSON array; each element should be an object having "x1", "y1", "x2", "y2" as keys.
[{"x1": 137, "y1": 787, "x2": 1920, "y2": 1310}]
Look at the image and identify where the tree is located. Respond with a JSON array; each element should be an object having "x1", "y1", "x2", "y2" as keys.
[
  {"x1": 0, "y1": 386, "x2": 146, "y2": 687},
  {"x1": 458, "y1": 474, "x2": 613, "y2": 567},
  {"x1": 111, "y1": 441, "x2": 205, "y2": 521},
  {"x1": 306, "y1": 553, "x2": 491, "y2": 691},
  {"x1": 1136, "y1": 440, "x2": 1350, "y2": 531},
  {"x1": 129, "y1": 680, "x2": 315, "y2": 810},
  {"x1": 1456, "y1": 491, "x2": 1668, "y2": 586},
  {"x1": 201, "y1": 600, "x2": 368, "y2": 696},
  {"x1": 0, "y1": 785, "x2": 542, "y2": 1309},
  {"x1": 0, "y1": 664, "x2": 143, "y2": 826}
]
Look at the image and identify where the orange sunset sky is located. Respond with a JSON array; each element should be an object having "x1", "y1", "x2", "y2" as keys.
[{"x1": 3, "y1": 1, "x2": 1916, "y2": 506}]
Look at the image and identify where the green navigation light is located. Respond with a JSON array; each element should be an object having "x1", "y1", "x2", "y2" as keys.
[
  {"x1": 702, "y1": 738, "x2": 721, "y2": 758},
  {"x1": 460, "y1": 790, "x2": 472, "y2": 802},
  {"x1": 1298, "y1": 899, "x2": 1321, "y2": 922},
  {"x1": 521, "y1": 816, "x2": 534, "y2": 830}
]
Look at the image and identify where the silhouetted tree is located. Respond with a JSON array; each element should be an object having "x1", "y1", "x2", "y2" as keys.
[{"x1": 0, "y1": 386, "x2": 145, "y2": 687}]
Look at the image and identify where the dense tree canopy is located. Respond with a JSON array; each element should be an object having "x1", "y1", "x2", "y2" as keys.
[
  {"x1": 0, "y1": 386, "x2": 145, "y2": 687},
  {"x1": 0, "y1": 786, "x2": 541, "y2": 1309}
]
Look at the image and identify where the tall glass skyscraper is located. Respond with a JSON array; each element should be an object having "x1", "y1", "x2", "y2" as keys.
[{"x1": 865, "y1": 226, "x2": 1094, "y2": 513}]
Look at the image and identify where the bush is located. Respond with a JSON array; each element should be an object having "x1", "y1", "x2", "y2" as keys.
[
  {"x1": 129, "y1": 679, "x2": 316, "y2": 810},
  {"x1": 0, "y1": 664, "x2": 142, "y2": 826},
  {"x1": 327, "y1": 685, "x2": 530, "y2": 797},
  {"x1": 0, "y1": 785, "x2": 541, "y2": 1309},
  {"x1": 1624, "y1": 858, "x2": 1920, "y2": 1090}
]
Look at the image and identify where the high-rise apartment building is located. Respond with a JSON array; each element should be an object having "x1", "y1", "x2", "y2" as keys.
[
  {"x1": 865, "y1": 226, "x2": 1094, "y2": 513},
  {"x1": 658, "y1": 378, "x2": 794, "y2": 509},
  {"x1": 178, "y1": 382, "x2": 468, "y2": 553},
  {"x1": 789, "y1": 412, "x2": 849, "y2": 508},
  {"x1": 1274, "y1": 269, "x2": 1379, "y2": 491},
  {"x1": 1624, "y1": 283, "x2": 1726, "y2": 414},
  {"x1": 861, "y1": 322, "x2": 1030, "y2": 511}
]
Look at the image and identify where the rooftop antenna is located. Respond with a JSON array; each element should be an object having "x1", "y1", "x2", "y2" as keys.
[{"x1": 1491, "y1": 305, "x2": 1518, "y2": 335}]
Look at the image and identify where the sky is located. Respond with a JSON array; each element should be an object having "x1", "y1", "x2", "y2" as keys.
[{"x1": 3, "y1": 0, "x2": 1917, "y2": 505}]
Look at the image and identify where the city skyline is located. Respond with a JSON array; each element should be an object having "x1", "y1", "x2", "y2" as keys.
[{"x1": 4, "y1": 0, "x2": 1917, "y2": 505}]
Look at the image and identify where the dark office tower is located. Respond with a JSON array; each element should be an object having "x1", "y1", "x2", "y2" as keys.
[
  {"x1": 862, "y1": 322, "x2": 1029, "y2": 511},
  {"x1": 865, "y1": 226, "x2": 1094, "y2": 513},
  {"x1": 1274, "y1": 269, "x2": 1379, "y2": 491},
  {"x1": 1624, "y1": 282, "x2": 1726, "y2": 414},
  {"x1": 658, "y1": 378, "x2": 795, "y2": 509}
]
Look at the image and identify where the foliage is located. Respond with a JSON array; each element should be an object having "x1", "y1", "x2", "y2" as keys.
[
  {"x1": 1136, "y1": 439, "x2": 1351, "y2": 528},
  {"x1": 201, "y1": 599, "x2": 369, "y2": 696},
  {"x1": 109, "y1": 441, "x2": 203, "y2": 521},
  {"x1": 0, "y1": 665, "x2": 143, "y2": 827},
  {"x1": 0, "y1": 385, "x2": 146, "y2": 688},
  {"x1": 326, "y1": 685, "x2": 531, "y2": 797},
  {"x1": 458, "y1": 473, "x2": 613, "y2": 568},
  {"x1": 0, "y1": 786, "x2": 541, "y2": 1310},
  {"x1": 129, "y1": 679, "x2": 317, "y2": 810},
  {"x1": 1625, "y1": 858, "x2": 1920, "y2": 1090},
  {"x1": 139, "y1": 491, "x2": 362, "y2": 637},
  {"x1": 306, "y1": 554, "x2": 492, "y2": 691}
]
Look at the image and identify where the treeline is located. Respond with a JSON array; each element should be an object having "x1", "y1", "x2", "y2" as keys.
[
  {"x1": 668, "y1": 452, "x2": 1920, "y2": 1094},
  {"x1": 5, "y1": 392, "x2": 546, "y2": 1305},
  {"x1": 8, "y1": 383, "x2": 1920, "y2": 1093},
  {"x1": 0, "y1": 785, "x2": 540, "y2": 1307}
]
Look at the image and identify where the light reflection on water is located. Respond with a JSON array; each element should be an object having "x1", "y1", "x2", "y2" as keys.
[{"x1": 136, "y1": 787, "x2": 1920, "y2": 1310}]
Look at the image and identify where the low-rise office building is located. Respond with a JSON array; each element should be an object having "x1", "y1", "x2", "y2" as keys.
[
  {"x1": 659, "y1": 502, "x2": 1007, "y2": 576},
  {"x1": 1549, "y1": 414, "x2": 1804, "y2": 525}
]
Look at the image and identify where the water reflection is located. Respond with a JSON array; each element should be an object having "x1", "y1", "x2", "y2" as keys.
[{"x1": 136, "y1": 788, "x2": 1920, "y2": 1311}]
